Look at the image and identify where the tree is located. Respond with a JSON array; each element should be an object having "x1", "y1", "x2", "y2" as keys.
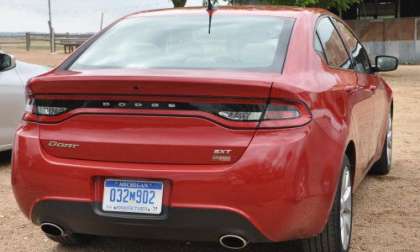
[
  {"x1": 174, "y1": 0, "x2": 361, "y2": 14},
  {"x1": 172, "y1": 0, "x2": 187, "y2": 7},
  {"x1": 227, "y1": 0, "x2": 360, "y2": 13}
]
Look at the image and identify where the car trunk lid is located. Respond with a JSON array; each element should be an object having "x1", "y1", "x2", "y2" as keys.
[{"x1": 31, "y1": 70, "x2": 274, "y2": 165}]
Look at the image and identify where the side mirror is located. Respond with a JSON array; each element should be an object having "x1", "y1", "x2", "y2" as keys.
[
  {"x1": 374, "y1": 55, "x2": 398, "y2": 72},
  {"x1": 0, "y1": 52, "x2": 16, "y2": 72}
]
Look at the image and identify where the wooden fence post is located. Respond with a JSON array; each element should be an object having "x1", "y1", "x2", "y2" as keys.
[
  {"x1": 52, "y1": 31, "x2": 57, "y2": 53},
  {"x1": 25, "y1": 32, "x2": 31, "y2": 51},
  {"x1": 51, "y1": 28, "x2": 56, "y2": 53}
]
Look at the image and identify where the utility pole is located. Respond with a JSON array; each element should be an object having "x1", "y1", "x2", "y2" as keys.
[
  {"x1": 48, "y1": 0, "x2": 55, "y2": 53},
  {"x1": 100, "y1": 12, "x2": 104, "y2": 31}
]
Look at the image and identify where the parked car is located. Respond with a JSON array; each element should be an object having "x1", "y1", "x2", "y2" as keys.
[
  {"x1": 12, "y1": 6, "x2": 398, "y2": 252},
  {"x1": 0, "y1": 51, "x2": 48, "y2": 152}
]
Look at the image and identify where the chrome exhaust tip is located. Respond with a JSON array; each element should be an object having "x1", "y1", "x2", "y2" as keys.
[
  {"x1": 219, "y1": 234, "x2": 248, "y2": 250},
  {"x1": 40, "y1": 223, "x2": 65, "y2": 237}
]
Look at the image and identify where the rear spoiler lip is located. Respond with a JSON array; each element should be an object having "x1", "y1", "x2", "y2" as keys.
[{"x1": 27, "y1": 77, "x2": 273, "y2": 100}]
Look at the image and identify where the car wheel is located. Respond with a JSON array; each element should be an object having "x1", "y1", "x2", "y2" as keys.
[
  {"x1": 301, "y1": 155, "x2": 352, "y2": 252},
  {"x1": 370, "y1": 112, "x2": 393, "y2": 175},
  {"x1": 45, "y1": 233, "x2": 92, "y2": 246}
]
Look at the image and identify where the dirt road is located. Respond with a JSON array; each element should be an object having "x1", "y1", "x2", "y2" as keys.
[{"x1": 0, "y1": 64, "x2": 419, "y2": 251}]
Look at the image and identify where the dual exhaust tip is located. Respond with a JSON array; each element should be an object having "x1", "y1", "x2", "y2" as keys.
[
  {"x1": 40, "y1": 223, "x2": 65, "y2": 237},
  {"x1": 219, "y1": 234, "x2": 248, "y2": 250},
  {"x1": 41, "y1": 223, "x2": 248, "y2": 250}
]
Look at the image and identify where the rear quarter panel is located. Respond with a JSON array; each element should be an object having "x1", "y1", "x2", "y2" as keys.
[{"x1": 270, "y1": 11, "x2": 365, "y2": 226}]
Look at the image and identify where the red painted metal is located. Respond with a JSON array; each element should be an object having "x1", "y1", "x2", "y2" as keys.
[{"x1": 12, "y1": 6, "x2": 393, "y2": 243}]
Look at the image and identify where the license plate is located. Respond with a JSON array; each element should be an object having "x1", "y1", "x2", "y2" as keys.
[{"x1": 102, "y1": 179, "x2": 164, "y2": 215}]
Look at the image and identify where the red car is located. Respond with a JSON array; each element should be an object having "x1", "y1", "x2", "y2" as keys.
[{"x1": 12, "y1": 6, "x2": 397, "y2": 252}]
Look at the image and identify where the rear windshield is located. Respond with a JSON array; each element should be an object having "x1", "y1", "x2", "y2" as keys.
[{"x1": 69, "y1": 14, "x2": 294, "y2": 72}]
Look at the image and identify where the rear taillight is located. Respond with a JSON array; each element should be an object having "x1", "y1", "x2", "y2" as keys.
[
  {"x1": 23, "y1": 98, "x2": 311, "y2": 128},
  {"x1": 26, "y1": 99, "x2": 67, "y2": 116},
  {"x1": 35, "y1": 106, "x2": 68, "y2": 116},
  {"x1": 23, "y1": 86, "x2": 36, "y2": 122},
  {"x1": 23, "y1": 99, "x2": 76, "y2": 122},
  {"x1": 218, "y1": 103, "x2": 303, "y2": 122},
  {"x1": 24, "y1": 97, "x2": 34, "y2": 114},
  {"x1": 263, "y1": 103, "x2": 300, "y2": 120},
  {"x1": 216, "y1": 101, "x2": 310, "y2": 127},
  {"x1": 24, "y1": 87, "x2": 68, "y2": 121},
  {"x1": 258, "y1": 100, "x2": 311, "y2": 128}
]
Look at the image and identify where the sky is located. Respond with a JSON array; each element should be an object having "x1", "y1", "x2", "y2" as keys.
[{"x1": 0, "y1": 0, "x2": 206, "y2": 33}]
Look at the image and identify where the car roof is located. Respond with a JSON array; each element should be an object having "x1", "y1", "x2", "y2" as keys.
[{"x1": 127, "y1": 5, "x2": 330, "y2": 20}]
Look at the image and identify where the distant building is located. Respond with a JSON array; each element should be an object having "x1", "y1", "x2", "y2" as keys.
[
  {"x1": 338, "y1": 0, "x2": 420, "y2": 64},
  {"x1": 231, "y1": 0, "x2": 420, "y2": 63},
  {"x1": 335, "y1": 0, "x2": 420, "y2": 19}
]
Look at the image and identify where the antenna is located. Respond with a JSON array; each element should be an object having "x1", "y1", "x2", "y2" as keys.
[
  {"x1": 207, "y1": 0, "x2": 214, "y2": 34},
  {"x1": 207, "y1": 0, "x2": 213, "y2": 11}
]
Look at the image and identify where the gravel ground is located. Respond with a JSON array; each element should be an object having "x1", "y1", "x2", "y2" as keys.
[
  {"x1": 9, "y1": 48, "x2": 68, "y2": 67},
  {"x1": 0, "y1": 65, "x2": 419, "y2": 251}
]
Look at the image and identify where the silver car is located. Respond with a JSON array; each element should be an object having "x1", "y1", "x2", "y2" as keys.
[{"x1": 0, "y1": 51, "x2": 48, "y2": 152}]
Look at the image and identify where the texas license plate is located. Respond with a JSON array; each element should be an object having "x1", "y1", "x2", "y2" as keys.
[{"x1": 102, "y1": 179, "x2": 164, "y2": 215}]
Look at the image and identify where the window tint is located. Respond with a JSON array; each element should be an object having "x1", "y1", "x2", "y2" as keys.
[
  {"x1": 333, "y1": 20, "x2": 371, "y2": 73},
  {"x1": 70, "y1": 15, "x2": 294, "y2": 72},
  {"x1": 316, "y1": 17, "x2": 351, "y2": 69}
]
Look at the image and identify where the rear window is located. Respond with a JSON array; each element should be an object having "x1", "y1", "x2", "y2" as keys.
[{"x1": 69, "y1": 15, "x2": 294, "y2": 72}]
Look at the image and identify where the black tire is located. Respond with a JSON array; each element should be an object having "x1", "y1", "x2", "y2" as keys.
[
  {"x1": 370, "y1": 112, "x2": 393, "y2": 175},
  {"x1": 300, "y1": 155, "x2": 352, "y2": 252},
  {"x1": 45, "y1": 233, "x2": 92, "y2": 246}
]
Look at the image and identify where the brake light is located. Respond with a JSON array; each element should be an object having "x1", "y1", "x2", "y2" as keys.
[
  {"x1": 23, "y1": 86, "x2": 36, "y2": 122},
  {"x1": 264, "y1": 104, "x2": 300, "y2": 120},
  {"x1": 23, "y1": 98, "x2": 76, "y2": 122},
  {"x1": 259, "y1": 100, "x2": 311, "y2": 129},
  {"x1": 25, "y1": 99, "x2": 69, "y2": 116}
]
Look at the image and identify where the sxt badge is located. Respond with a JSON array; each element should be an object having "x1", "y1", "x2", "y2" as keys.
[{"x1": 212, "y1": 149, "x2": 232, "y2": 162}]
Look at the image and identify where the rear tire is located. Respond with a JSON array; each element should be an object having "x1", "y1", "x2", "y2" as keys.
[
  {"x1": 45, "y1": 233, "x2": 92, "y2": 246},
  {"x1": 370, "y1": 112, "x2": 393, "y2": 175},
  {"x1": 300, "y1": 155, "x2": 352, "y2": 252}
]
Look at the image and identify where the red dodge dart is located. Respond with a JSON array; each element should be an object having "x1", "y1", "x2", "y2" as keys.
[{"x1": 12, "y1": 6, "x2": 397, "y2": 252}]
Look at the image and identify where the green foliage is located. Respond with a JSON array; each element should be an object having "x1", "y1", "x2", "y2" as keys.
[
  {"x1": 227, "y1": 0, "x2": 360, "y2": 12},
  {"x1": 176, "y1": 0, "x2": 361, "y2": 12},
  {"x1": 172, "y1": 0, "x2": 187, "y2": 7},
  {"x1": 320, "y1": 0, "x2": 361, "y2": 11}
]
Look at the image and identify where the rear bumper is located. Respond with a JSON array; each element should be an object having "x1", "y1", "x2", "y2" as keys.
[
  {"x1": 12, "y1": 122, "x2": 345, "y2": 243},
  {"x1": 32, "y1": 200, "x2": 269, "y2": 242}
]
